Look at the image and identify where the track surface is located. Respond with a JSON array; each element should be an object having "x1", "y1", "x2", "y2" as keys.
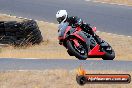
[
  {"x1": 0, "y1": 58, "x2": 132, "y2": 71},
  {"x1": 0, "y1": 0, "x2": 132, "y2": 35}
]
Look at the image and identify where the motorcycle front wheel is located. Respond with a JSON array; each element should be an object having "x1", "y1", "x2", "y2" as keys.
[{"x1": 101, "y1": 40, "x2": 115, "y2": 60}]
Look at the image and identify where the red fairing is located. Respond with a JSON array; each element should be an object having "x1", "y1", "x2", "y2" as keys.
[
  {"x1": 64, "y1": 26, "x2": 71, "y2": 39},
  {"x1": 58, "y1": 36, "x2": 64, "y2": 40},
  {"x1": 72, "y1": 30, "x2": 85, "y2": 42},
  {"x1": 76, "y1": 27, "x2": 82, "y2": 31},
  {"x1": 72, "y1": 39, "x2": 80, "y2": 47},
  {"x1": 88, "y1": 44, "x2": 105, "y2": 56},
  {"x1": 92, "y1": 27, "x2": 97, "y2": 32}
]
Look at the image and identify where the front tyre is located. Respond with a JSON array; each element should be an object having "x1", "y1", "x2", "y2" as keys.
[
  {"x1": 66, "y1": 40, "x2": 88, "y2": 60},
  {"x1": 101, "y1": 41, "x2": 115, "y2": 60}
]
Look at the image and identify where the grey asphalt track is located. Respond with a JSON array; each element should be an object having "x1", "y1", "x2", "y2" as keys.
[
  {"x1": 0, "y1": 0, "x2": 132, "y2": 36},
  {"x1": 0, "y1": 58, "x2": 132, "y2": 71}
]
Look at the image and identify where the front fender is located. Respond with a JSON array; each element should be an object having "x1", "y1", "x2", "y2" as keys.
[{"x1": 101, "y1": 40, "x2": 109, "y2": 47}]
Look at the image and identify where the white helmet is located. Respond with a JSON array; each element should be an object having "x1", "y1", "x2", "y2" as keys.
[{"x1": 56, "y1": 10, "x2": 68, "y2": 23}]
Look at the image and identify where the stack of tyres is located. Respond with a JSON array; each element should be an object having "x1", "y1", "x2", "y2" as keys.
[
  {"x1": 0, "y1": 22, "x2": 5, "y2": 35},
  {"x1": 0, "y1": 20, "x2": 43, "y2": 46}
]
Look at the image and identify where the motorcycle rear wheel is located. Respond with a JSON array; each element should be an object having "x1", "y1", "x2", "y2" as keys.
[{"x1": 66, "y1": 40, "x2": 88, "y2": 60}]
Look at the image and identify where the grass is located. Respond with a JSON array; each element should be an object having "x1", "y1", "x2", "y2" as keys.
[
  {"x1": 94, "y1": 0, "x2": 132, "y2": 6},
  {"x1": 0, "y1": 14, "x2": 132, "y2": 60},
  {"x1": 0, "y1": 70, "x2": 131, "y2": 88}
]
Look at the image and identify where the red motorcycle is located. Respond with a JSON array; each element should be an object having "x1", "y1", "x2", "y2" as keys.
[{"x1": 58, "y1": 22, "x2": 115, "y2": 60}]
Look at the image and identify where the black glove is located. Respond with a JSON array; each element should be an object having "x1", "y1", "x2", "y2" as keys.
[{"x1": 75, "y1": 18, "x2": 83, "y2": 27}]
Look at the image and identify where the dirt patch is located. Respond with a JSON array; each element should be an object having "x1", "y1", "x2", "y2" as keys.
[
  {"x1": 0, "y1": 70, "x2": 131, "y2": 88},
  {"x1": 93, "y1": 0, "x2": 132, "y2": 6},
  {"x1": 0, "y1": 14, "x2": 132, "y2": 60}
]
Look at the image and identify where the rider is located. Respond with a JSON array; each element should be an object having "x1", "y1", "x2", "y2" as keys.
[{"x1": 56, "y1": 10, "x2": 102, "y2": 44}]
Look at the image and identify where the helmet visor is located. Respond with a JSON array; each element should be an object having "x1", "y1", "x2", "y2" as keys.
[{"x1": 57, "y1": 16, "x2": 66, "y2": 23}]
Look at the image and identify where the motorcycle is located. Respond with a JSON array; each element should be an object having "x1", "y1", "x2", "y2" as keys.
[{"x1": 58, "y1": 22, "x2": 115, "y2": 60}]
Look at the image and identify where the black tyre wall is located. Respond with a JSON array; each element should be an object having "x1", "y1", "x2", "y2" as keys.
[{"x1": 0, "y1": 20, "x2": 43, "y2": 46}]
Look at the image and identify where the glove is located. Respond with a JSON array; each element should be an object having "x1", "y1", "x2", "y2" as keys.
[
  {"x1": 75, "y1": 22, "x2": 81, "y2": 27},
  {"x1": 75, "y1": 18, "x2": 83, "y2": 27}
]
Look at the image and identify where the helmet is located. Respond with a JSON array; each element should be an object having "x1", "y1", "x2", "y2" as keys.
[{"x1": 56, "y1": 10, "x2": 68, "y2": 23}]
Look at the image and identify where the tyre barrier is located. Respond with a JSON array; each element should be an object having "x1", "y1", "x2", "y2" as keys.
[{"x1": 0, "y1": 20, "x2": 43, "y2": 46}]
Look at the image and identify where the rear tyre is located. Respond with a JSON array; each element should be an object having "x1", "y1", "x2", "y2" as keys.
[
  {"x1": 67, "y1": 50, "x2": 74, "y2": 56},
  {"x1": 66, "y1": 40, "x2": 88, "y2": 60}
]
